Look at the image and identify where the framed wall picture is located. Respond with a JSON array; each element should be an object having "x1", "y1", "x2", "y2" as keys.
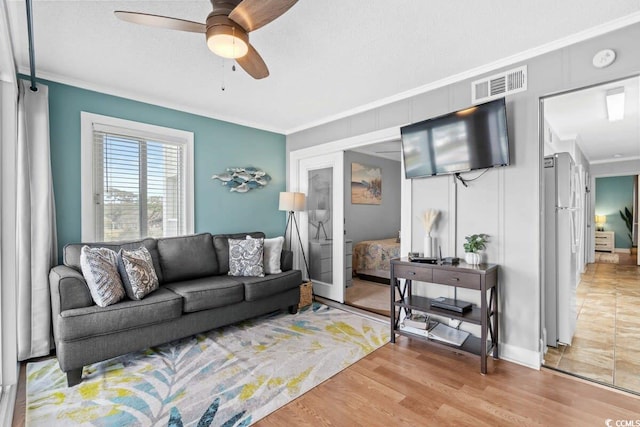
[{"x1": 351, "y1": 163, "x2": 382, "y2": 205}]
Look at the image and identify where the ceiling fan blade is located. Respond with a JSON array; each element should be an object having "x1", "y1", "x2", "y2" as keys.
[
  {"x1": 236, "y1": 44, "x2": 269, "y2": 79},
  {"x1": 114, "y1": 11, "x2": 206, "y2": 33},
  {"x1": 229, "y1": 0, "x2": 298, "y2": 32}
]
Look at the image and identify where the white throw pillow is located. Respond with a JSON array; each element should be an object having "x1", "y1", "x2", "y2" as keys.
[
  {"x1": 80, "y1": 246, "x2": 126, "y2": 307},
  {"x1": 261, "y1": 236, "x2": 284, "y2": 275}
]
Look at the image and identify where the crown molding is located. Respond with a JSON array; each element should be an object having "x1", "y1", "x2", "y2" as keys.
[
  {"x1": 14, "y1": 11, "x2": 640, "y2": 136},
  {"x1": 590, "y1": 155, "x2": 640, "y2": 165},
  {"x1": 16, "y1": 66, "x2": 286, "y2": 135},
  {"x1": 285, "y1": 12, "x2": 640, "y2": 135}
]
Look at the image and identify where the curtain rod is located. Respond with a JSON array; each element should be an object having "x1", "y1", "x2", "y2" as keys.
[{"x1": 25, "y1": 0, "x2": 37, "y2": 92}]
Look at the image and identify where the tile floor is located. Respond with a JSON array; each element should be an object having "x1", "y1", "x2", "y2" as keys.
[{"x1": 545, "y1": 253, "x2": 640, "y2": 393}]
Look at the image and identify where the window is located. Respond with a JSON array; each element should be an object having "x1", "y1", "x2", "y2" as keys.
[{"x1": 81, "y1": 113, "x2": 194, "y2": 242}]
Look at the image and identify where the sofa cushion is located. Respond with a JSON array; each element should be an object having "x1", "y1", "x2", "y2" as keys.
[
  {"x1": 58, "y1": 288, "x2": 182, "y2": 341},
  {"x1": 64, "y1": 237, "x2": 164, "y2": 284},
  {"x1": 157, "y1": 233, "x2": 218, "y2": 283},
  {"x1": 213, "y1": 232, "x2": 265, "y2": 275},
  {"x1": 80, "y1": 246, "x2": 126, "y2": 307},
  {"x1": 117, "y1": 246, "x2": 159, "y2": 300},
  {"x1": 164, "y1": 276, "x2": 244, "y2": 313},
  {"x1": 228, "y1": 237, "x2": 265, "y2": 277},
  {"x1": 233, "y1": 269, "x2": 302, "y2": 302}
]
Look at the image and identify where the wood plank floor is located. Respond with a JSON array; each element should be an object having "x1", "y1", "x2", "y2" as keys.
[
  {"x1": 12, "y1": 338, "x2": 640, "y2": 426},
  {"x1": 258, "y1": 336, "x2": 640, "y2": 426},
  {"x1": 13, "y1": 305, "x2": 640, "y2": 426}
]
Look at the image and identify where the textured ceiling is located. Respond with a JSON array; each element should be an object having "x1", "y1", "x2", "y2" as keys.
[
  {"x1": 5, "y1": 1, "x2": 640, "y2": 134},
  {"x1": 545, "y1": 76, "x2": 640, "y2": 164}
]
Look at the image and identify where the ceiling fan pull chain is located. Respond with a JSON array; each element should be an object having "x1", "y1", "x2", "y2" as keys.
[
  {"x1": 232, "y1": 26, "x2": 236, "y2": 57},
  {"x1": 221, "y1": 60, "x2": 226, "y2": 91},
  {"x1": 231, "y1": 27, "x2": 237, "y2": 71}
]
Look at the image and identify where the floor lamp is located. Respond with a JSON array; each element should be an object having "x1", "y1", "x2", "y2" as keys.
[{"x1": 279, "y1": 192, "x2": 310, "y2": 281}]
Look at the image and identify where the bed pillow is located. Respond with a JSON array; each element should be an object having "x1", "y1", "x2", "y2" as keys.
[
  {"x1": 117, "y1": 246, "x2": 159, "y2": 300},
  {"x1": 229, "y1": 237, "x2": 265, "y2": 277},
  {"x1": 251, "y1": 235, "x2": 284, "y2": 275},
  {"x1": 80, "y1": 246, "x2": 125, "y2": 307}
]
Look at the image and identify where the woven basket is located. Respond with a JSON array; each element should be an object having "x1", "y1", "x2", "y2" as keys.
[{"x1": 298, "y1": 281, "x2": 313, "y2": 309}]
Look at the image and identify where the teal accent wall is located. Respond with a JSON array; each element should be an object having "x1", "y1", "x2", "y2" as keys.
[
  {"x1": 27, "y1": 77, "x2": 287, "y2": 259},
  {"x1": 595, "y1": 175, "x2": 635, "y2": 249}
]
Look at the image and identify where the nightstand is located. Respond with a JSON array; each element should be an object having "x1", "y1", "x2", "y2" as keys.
[{"x1": 595, "y1": 231, "x2": 614, "y2": 253}]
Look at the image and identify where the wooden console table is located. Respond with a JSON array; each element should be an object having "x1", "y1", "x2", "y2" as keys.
[{"x1": 390, "y1": 258, "x2": 499, "y2": 374}]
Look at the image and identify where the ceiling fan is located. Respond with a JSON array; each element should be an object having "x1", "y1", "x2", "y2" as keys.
[{"x1": 114, "y1": 0, "x2": 298, "y2": 79}]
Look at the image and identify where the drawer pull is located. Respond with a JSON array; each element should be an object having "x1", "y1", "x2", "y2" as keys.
[
  {"x1": 453, "y1": 277, "x2": 459, "y2": 281},
  {"x1": 409, "y1": 271, "x2": 416, "y2": 275}
]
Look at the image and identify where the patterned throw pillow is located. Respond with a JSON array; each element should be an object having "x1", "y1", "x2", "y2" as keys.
[
  {"x1": 80, "y1": 246, "x2": 126, "y2": 307},
  {"x1": 260, "y1": 236, "x2": 284, "y2": 275},
  {"x1": 228, "y1": 237, "x2": 265, "y2": 277},
  {"x1": 117, "y1": 246, "x2": 159, "y2": 300}
]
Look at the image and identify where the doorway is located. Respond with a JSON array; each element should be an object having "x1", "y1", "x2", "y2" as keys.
[
  {"x1": 540, "y1": 75, "x2": 640, "y2": 393},
  {"x1": 289, "y1": 127, "x2": 412, "y2": 310},
  {"x1": 343, "y1": 140, "x2": 403, "y2": 316}
]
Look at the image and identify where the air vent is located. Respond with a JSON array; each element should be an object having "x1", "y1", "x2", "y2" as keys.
[{"x1": 472, "y1": 65, "x2": 527, "y2": 103}]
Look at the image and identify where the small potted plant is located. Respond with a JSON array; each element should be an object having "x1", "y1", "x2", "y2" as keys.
[{"x1": 463, "y1": 234, "x2": 488, "y2": 265}]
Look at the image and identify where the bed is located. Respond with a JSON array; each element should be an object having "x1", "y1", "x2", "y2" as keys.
[{"x1": 352, "y1": 238, "x2": 400, "y2": 283}]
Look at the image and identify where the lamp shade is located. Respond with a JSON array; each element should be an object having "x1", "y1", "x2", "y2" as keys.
[
  {"x1": 279, "y1": 192, "x2": 306, "y2": 212},
  {"x1": 595, "y1": 215, "x2": 606, "y2": 224},
  {"x1": 314, "y1": 209, "x2": 329, "y2": 222}
]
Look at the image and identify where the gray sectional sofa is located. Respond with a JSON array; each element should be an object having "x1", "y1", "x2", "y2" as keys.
[{"x1": 49, "y1": 231, "x2": 302, "y2": 386}]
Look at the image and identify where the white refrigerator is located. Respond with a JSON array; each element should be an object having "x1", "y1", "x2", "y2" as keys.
[{"x1": 544, "y1": 152, "x2": 578, "y2": 347}]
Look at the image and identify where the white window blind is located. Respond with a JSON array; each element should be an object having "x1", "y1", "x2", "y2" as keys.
[{"x1": 92, "y1": 126, "x2": 187, "y2": 241}]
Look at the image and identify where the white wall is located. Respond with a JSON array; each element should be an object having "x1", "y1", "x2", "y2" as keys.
[{"x1": 287, "y1": 22, "x2": 640, "y2": 368}]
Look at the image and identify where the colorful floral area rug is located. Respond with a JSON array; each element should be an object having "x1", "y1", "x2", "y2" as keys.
[{"x1": 27, "y1": 303, "x2": 389, "y2": 426}]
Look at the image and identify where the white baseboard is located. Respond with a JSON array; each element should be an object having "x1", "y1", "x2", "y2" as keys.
[
  {"x1": 499, "y1": 342, "x2": 541, "y2": 370},
  {"x1": 0, "y1": 385, "x2": 17, "y2": 427},
  {"x1": 614, "y1": 248, "x2": 632, "y2": 254}
]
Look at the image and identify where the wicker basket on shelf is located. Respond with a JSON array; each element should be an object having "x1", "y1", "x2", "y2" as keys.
[{"x1": 298, "y1": 281, "x2": 313, "y2": 309}]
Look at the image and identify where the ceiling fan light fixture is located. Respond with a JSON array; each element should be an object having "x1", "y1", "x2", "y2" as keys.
[
  {"x1": 206, "y1": 16, "x2": 249, "y2": 59},
  {"x1": 207, "y1": 33, "x2": 248, "y2": 58}
]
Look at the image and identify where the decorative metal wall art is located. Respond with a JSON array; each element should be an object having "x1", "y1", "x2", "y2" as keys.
[{"x1": 212, "y1": 167, "x2": 271, "y2": 193}]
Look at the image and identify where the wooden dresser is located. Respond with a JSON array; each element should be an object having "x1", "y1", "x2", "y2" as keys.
[{"x1": 595, "y1": 231, "x2": 615, "y2": 253}]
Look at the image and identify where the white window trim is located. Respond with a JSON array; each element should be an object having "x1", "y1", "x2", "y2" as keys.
[{"x1": 81, "y1": 112, "x2": 194, "y2": 241}]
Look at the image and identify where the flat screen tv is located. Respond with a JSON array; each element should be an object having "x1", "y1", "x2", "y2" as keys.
[{"x1": 400, "y1": 98, "x2": 510, "y2": 179}]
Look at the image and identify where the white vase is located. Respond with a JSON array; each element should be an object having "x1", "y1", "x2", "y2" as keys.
[
  {"x1": 423, "y1": 233, "x2": 433, "y2": 257},
  {"x1": 465, "y1": 252, "x2": 480, "y2": 265}
]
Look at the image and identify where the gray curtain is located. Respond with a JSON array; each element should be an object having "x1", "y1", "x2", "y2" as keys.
[{"x1": 16, "y1": 80, "x2": 57, "y2": 360}]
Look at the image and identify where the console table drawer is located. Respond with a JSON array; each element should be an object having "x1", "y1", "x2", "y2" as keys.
[
  {"x1": 433, "y1": 269, "x2": 480, "y2": 288},
  {"x1": 393, "y1": 265, "x2": 433, "y2": 282}
]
